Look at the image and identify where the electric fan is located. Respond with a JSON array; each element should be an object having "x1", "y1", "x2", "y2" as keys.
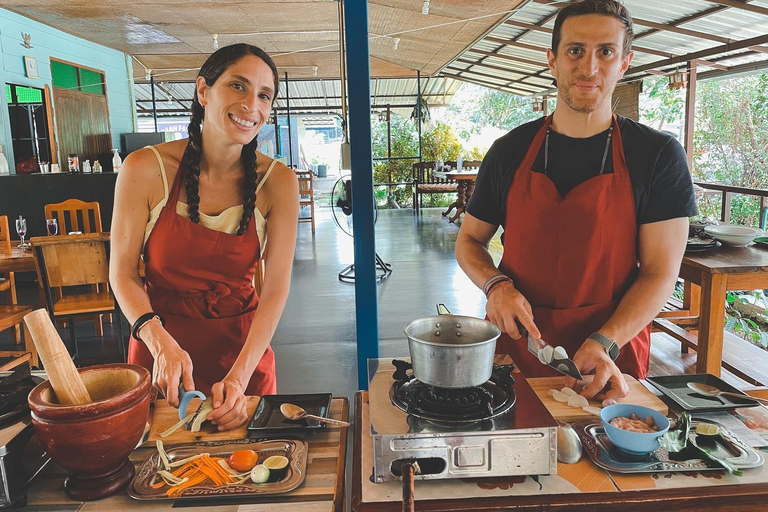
[{"x1": 330, "y1": 175, "x2": 392, "y2": 283}]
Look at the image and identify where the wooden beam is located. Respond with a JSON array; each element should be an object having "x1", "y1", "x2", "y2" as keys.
[
  {"x1": 467, "y1": 48, "x2": 546, "y2": 69},
  {"x1": 440, "y1": 72, "x2": 535, "y2": 96},
  {"x1": 445, "y1": 66, "x2": 544, "y2": 93},
  {"x1": 699, "y1": 0, "x2": 768, "y2": 16},
  {"x1": 684, "y1": 60, "x2": 698, "y2": 169}
]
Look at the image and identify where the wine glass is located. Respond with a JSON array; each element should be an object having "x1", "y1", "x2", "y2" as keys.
[
  {"x1": 16, "y1": 216, "x2": 29, "y2": 249},
  {"x1": 46, "y1": 218, "x2": 58, "y2": 236}
]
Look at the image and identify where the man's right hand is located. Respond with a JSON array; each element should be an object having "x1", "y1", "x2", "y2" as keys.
[{"x1": 485, "y1": 282, "x2": 541, "y2": 340}]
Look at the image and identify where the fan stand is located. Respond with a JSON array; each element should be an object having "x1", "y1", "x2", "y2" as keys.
[{"x1": 338, "y1": 253, "x2": 393, "y2": 283}]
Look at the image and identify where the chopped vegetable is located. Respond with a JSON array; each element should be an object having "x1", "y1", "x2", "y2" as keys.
[
  {"x1": 567, "y1": 394, "x2": 589, "y2": 408},
  {"x1": 159, "y1": 412, "x2": 195, "y2": 438},
  {"x1": 553, "y1": 346, "x2": 568, "y2": 360},
  {"x1": 263, "y1": 455, "x2": 289, "y2": 470},
  {"x1": 188, "y1": 397, "x2": 214, "y2": 432},
  {"x1": 695, "y1": 422, "x2": 720, "y2": 436},
  {"x1": 250, "y1": 464, "x2": 270, "y2": 484},
  {"x1": 538, "y1": 345, "x2": 554, "y2": 364},
  {"x1": 560, "y1": 387, "x2": 577, "y2": 397},
  {"x1": 582, "y1": 406, "x2": 602, "y2": 416},
  {"x1": 552, "y1": 390, "x2": 570, "y2": 403}
]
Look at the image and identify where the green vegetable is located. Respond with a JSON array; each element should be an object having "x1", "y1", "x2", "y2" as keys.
[
  {"x1": 250, "y1": 464, "x2": 270, "y2": 484},
  {"x1": 659, "y1": 412, "x2": 691, "y2": 452},
  {"x1": 689, "y1": 437, "x2": 743, "y2": 476}
]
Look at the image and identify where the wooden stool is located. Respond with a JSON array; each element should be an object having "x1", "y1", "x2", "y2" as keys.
[{"x1": 0, "y1": 304, "x2": 38, "y2": 369}]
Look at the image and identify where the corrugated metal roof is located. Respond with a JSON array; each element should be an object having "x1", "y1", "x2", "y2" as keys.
[
  {"x1": 443, "y1": 0, "x2": 768, "y2": 97},
  {"x1": 135, "y1": 76, "x2": 463, "y2": 117}
]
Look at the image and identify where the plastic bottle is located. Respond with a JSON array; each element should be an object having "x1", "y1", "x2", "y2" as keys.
[
  {"x1": 0, "y1": 145, "x2": 9, "y2": 175},
  {"x1": 111, "y1": 149, "x2": 122, "y2": 172},
  {"x1": 457, "y1": 154, "x2": 463, "y2": 172},
  {"x1": 82, "y1": 160, "x2": 91, "y2": 173}
]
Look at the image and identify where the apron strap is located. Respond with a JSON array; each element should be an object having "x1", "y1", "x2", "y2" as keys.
[
  {"x1": 256, "y1": 158, "x2": 279, "y2": 194},
  {"x1": 146, "y1": 145, "x2": 170, "y2": 203}
]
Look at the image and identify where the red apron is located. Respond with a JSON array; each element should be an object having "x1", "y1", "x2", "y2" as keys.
[
  {"x1": 494, "y1": 115, "x2": 650, "y2": 379},
  {"x1": 128, "y1": 161, "x2": 276, "y2": 396}
]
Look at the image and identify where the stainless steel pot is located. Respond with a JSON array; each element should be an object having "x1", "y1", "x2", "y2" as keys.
[{"x1": 404, "y1": 304, "x2": 501, "y2": 388}]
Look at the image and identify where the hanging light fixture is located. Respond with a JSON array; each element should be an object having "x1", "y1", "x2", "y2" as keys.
[
  {"x1": 668, "y1": 69, "x2": 687, "y2": 90},
  {"x1": 212, "y1": 34, "x2": 219, "y2": 50},
  {"x1": 312, "y1": 66, "x2": 318, "y2": 76},
  {"x1": 145, "y1": 69, "x2": 152, "y2": 81},
  {"x1": 422, "y1": 0, "x2": 430, "y2": 15},
  {"x1": 532, "y1": 98, "x2": 545, "y2": 112},
  {"x1": 392, "y1": 37, "x2": 400, "y2": 50}
]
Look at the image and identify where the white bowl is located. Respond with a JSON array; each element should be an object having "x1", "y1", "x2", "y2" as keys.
[{"x1": 704, "y1": 225, "x2": 763, "y2": 247}]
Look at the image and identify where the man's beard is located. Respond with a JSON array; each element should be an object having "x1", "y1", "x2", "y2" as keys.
[{"x1": 560, "y1": 81, "x2": 606, "y2": 113}]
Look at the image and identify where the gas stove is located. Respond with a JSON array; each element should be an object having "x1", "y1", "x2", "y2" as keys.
[{"x1": 367, "y1": 359, "x2": 558, "y2": 483}]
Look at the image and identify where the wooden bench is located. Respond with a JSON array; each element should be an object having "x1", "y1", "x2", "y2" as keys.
[
  {"x1": 412, "y1": 160, "x2": 480, "y2": 212},
  {"x1": 653, "y1": 317, "x2": 768, "y2": 386}
]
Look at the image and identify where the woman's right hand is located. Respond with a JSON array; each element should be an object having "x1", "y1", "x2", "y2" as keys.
[{"x1": 143, "y1": 323, "x2": 195, "y2": 407}]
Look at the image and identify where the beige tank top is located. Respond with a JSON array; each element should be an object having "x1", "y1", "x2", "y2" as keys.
[{"x1": 144, "y1": 146, "x2": 276, "y2": 247}]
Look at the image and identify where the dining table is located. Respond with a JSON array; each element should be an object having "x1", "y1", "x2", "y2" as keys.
[
  {"x1": 0, "y1": 242, "x2": 35, "y2": 273},
  {"x1": 675, "y1": 243, "x2": 768, "y2": 376},
  {"x1": 442, "y1": 170, "x2": 478, "y2": 223}
]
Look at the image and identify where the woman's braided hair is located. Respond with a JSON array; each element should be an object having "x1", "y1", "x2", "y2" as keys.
[{"x1": 181, "y1": 44, "x2": 279, "y2": 235}]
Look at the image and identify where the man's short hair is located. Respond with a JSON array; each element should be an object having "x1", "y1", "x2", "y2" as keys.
[{"x1": 551, "y1": 0, "x2": 634, "y2": 56}]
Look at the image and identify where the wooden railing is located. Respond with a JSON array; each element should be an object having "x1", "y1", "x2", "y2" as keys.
[{"x1": 695, "y1": 181, "x2": 768, "y2": 229}]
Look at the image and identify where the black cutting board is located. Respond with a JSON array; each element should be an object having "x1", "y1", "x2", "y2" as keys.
[{"x1": 646, "y1": 374, "x2": 759, "y2": 412}]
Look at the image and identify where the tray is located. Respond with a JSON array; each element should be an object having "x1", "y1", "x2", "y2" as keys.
[
  {"x1": 574, "y1": 420, "x2": 764, "y2": 474},
  {"x1": 247, "y1": 393, "x2": 332, "y2": 432},
  {"x1": 646, "y1": 374, "x2": 760, "y2": 412},
  {"x1": 129, "y1": 438, "x2": 308, "y2": 500}
]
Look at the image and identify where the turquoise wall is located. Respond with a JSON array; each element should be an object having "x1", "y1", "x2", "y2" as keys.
[{"x1": 0, "y1": 8, "x2": 135, "y2": 172}]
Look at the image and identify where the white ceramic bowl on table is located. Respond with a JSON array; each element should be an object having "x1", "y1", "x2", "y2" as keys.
[{"x1": 704, "y1": 225, "x2": 763, "y2": 247}]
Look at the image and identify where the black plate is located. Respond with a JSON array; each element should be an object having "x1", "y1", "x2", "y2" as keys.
[
  {"x1": 247, "y1": 393, "x2": 333, "y2": 432},
  {"x1": 646, "y1": 374, "x2": 759, "y2": 412}
]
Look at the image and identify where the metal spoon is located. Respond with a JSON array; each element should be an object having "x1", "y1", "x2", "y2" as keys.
[
  {"x1": 686, "y1": 382, "x2": 768, "y2": 405},
  {"x1": 279, "y1": 403, "x2": 350, "y2": 426},
  {"x1": 556, "y1": 421, "x2": 582, "y2": 464}
]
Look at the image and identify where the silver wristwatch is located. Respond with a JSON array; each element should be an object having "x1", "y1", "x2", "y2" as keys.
[{"x1": 588, "y1": 332, "x2": 620, "y2": 361}]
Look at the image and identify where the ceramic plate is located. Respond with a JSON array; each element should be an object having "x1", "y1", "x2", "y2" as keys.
[
  {"x1": 574, "y1": 420, "x2": 764, "y2": 474},
  {"x1": 247, "y1": 393, "x2": 332, "y2": 432},
  {"x1": 129, "y1": 438, "x2": 308, "y2": 500}
]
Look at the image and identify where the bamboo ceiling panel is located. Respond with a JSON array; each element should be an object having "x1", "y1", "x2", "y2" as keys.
[{"x1": 5, "y1": 0, "x2": 527, "y2": 80}]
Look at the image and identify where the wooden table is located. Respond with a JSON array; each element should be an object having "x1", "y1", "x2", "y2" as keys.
[
  {"x1": 352, "y1": 390, "x2": 768, "y2": 511},
  {"x1": 0, "y1": 242, "x2": 35, "y2": 273},
  {"x1": 442, "y1": 171, "x2": 478, "y2": 223},
  {"x1": 20, "y1": 396, "x2": 349, "y2": 511},
  {"x1": 677, "y1": 244, "x2": 768, "y2": 376}
]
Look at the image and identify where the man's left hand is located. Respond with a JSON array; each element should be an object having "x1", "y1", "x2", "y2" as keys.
[
  {"x1": 207, "y1": 379, "x2": 248, "y2": 431},
  {"x1": 565, "y1": 340, "x2": 628, "y2": 400}
]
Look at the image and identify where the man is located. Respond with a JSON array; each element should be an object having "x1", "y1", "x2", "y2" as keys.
[{"x1": 455, "y1": 0, "x2": 696, "y2": 399}]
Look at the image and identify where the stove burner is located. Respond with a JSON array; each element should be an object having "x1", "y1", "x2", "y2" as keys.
[{"x1": 389, "y1": 360, "x2": 516, "y2": 423}]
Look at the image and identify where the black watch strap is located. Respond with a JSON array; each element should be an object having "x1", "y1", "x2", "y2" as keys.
[{"x1": 588, "y1": 332, "x2": 620, "y2": 361}]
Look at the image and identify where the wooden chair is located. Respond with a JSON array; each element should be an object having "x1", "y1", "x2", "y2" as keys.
[
  {"x1": 0, "y1": 215, "x2": 20, "y2": 344},
  {"x1": 0, "y1": 304, "x2": 38, "y2": 369},
  {"x1": 297, "y1": 172, "x2": 316, "y2": 234},
  {"x1": 44, "y1": 199, "x2": 103, "y2": 234},
  {"x1": 412, "y1": 161, "x2": 481, "y2": 212},
  {"x1": 44, "y1": 199, "x2": 107, "y2": 335},
  {"x1": 30, "y1": 233, "x2": 125, "y2": 365}
]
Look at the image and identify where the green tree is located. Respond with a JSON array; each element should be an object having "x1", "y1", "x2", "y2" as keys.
[
  {"x1": 371, "y1": 112, "x2": 419, "y2": 208},
  {"x1": 421, "y1": 121, "x2": 462, "y2": 161}
]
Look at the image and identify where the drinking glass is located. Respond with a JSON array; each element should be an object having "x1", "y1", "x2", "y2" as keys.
[
  {"x1": 46, "y1": 218, "x2": 58, "y2": 236},
  {"x1": 16, "y1": 217, "x2": 29, "y2": 249}
]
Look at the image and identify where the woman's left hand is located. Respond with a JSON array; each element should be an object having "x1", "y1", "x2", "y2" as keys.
[{"x1": 207, "y1": 379, "x2": 248, "y2": 431}]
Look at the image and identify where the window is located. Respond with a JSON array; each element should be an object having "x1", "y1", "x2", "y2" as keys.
[
  {"x1": 6, "y1": 84, "x2": 51, "y2": 167},
  {"x1": 51, "y1": 60, "x2": 105, "y2": 95}
]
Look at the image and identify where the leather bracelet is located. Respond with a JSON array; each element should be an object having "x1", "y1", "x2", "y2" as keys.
[
  {"x1": 485, "y1": 278, "x2": 513, "y2": 299},
  {"x1": 482, "y1": 273, "x2": 509, "y2": 295},
  {"x1": 132, "y1": 312, "x2": 165, "y2": 342}
]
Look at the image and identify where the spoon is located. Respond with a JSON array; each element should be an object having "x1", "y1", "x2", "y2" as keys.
[
  {"x1": 280, "y1": 403, "x2": 350, "y2": 427},
  {"x1": 686, "y1": 382, "x2": 768, "y2": 405},
  {"x1": 556, "y1": 420, "x2": 582, "y2": 464}
]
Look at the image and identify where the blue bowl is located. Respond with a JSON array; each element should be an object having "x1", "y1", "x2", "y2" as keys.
[{"x1": 600, "y1": 404, "x2": 670, "y2": 455}]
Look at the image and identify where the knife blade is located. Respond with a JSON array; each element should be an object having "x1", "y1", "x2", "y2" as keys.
[{"x1": 527, "y1": 334, "x2": 583, "y2": 380}]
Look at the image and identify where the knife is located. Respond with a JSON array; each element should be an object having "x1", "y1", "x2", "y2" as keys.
[{"x1": 527, "y1": 334, "x2": 583, "y2": 380}]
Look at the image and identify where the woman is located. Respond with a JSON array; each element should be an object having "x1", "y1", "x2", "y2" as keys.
[{"x1": 110, "y1": 44, "x2": 298, "y2": 431}]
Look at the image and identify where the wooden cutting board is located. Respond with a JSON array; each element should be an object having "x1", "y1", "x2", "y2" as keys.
[
  {"x1": 144, "y1": 396, "x2": 261, "y2": 445},
  {"x1": 529, "y1": 375, "x2": 668, "y2": 422}
]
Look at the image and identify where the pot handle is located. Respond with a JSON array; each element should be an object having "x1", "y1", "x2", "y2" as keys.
[
  {"x1": 436, "y1": 303, "x2": 451, "y2": 315},
  {"x1": 402, "y1": 460, "x2": 420, "y2": 512}
]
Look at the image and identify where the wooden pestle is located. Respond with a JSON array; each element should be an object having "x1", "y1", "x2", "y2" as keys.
[{"x1": 24, "y1": 309, "x2": 92, "y2": 405}]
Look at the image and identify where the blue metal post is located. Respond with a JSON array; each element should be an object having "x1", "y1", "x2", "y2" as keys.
[{"x1": 343, "y1": 0, "x2": 379, "y2": 389}]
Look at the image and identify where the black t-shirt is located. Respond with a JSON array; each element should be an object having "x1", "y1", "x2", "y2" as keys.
[{"x1": 467, "y1": 115, "x2": 698, "y2": 226}]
